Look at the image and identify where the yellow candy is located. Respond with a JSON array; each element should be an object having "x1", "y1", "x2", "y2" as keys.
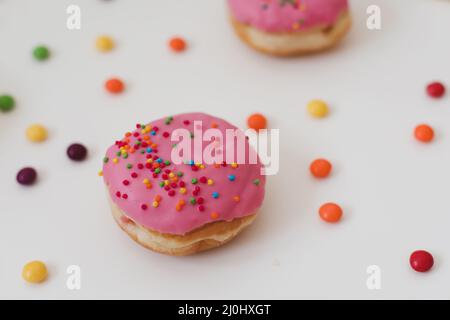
[
  {"x1": 152, "y1": 201, "x2": 159, "y2": 208},
  {"x1": 96, "y1": 35, "x2": 115, "y2": 52},
  {"x1": 207, "y1": 179, "x2": 214, "y2": 186},
  {"x1": 98, "y1": 170, "x2": 103, "y2": 176},
  {"x1": 22, "y1": 261, "x2": 48, "y2": 284},
  {"x1": 180, "y1": 187, "x2": 187, "y2": 194},
  {"x1": 26, "y1": 124, "x2": 48, "y2": 142},
  {"x1": 307, "y1": 99, "x2": 329, "y2": 118}
]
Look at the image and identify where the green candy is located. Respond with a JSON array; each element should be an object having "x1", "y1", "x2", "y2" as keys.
[
  {"x1": 33, "y1": 46, "x2": 50, "y2": 61},
  {"x1": 0, "y1": 95, "x2": 15, "y2": 112}
]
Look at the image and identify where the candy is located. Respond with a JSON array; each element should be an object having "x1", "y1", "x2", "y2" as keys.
[
  {"x1": 26, "y1": 124, "x2": 48, "y2": 142},
  {"x1": 319, "y1": 203, "x2": 343, "y2": 223},
  {"x1": 0, "y1": 94, "x2": 15, "y2": 112},
  {"x1": 22, "y1": 261, "x2": 48, "y2": 283},
  {"x1": 310, "y1": 159, "x2": 332, "y2": 178},
  {"x1": 247, "y1": 113, "x2": 267, "y2": 131},
  {"x1": 169, "y1": 37, "x2": 187, "y2": 52},
  {"x1": 96, "y1": 35, "x2": 115, "y2": 52},
  {"x1": 414, "y1": 124, "x2": 434, "y2": 143},
  {"x1": 16, "y1": 167, "x2": 37, "y2": 185},
  {"x1": 67, "y1": 143, "x2": 88, "y2": 161},
  {"x1": 33, "y1": 45, "x2": 50, "y2": 61},
  {"x1": 105, "y1": 78, "x2": 124, "y2": 94},
  {"x1": 426, "y1": 82, "x2": 445, "y2": 98},
  {"x1": 307, "y1": 99, "x2": 329, "y2": 118},
  {"x1": 410, "y1": 250, "x2": 434, "y2": 272}
]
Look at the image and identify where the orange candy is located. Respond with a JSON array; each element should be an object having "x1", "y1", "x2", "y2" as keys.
[
  {"x1": 169, "y1": 37, "x2": 186, "y2": 52},
  {"x1": 310, "y1": 159, "x2": 332, "y2": 178},
  {"x1": 414, "y1": 124, "x2": 434, "y2": 143},
  {"x1": 105, "y1": 78, "x2": 124, "y2": 94},
  {"x1": 319, "y1": 203, "x2": 343, "y2": 223},
  {"x1": 247, "y1": 113, "x2": 267, "y2": 131}
]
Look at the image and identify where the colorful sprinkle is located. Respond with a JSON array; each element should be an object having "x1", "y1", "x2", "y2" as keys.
[
  {"x1": 211, "y1": 212, "x2": 219, "y2": 219},
  {"x1": 228, "y1": 175, "x2": 236, "y2": 181}
]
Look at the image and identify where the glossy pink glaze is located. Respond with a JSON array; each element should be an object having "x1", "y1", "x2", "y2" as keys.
[
  {"x1": 228, "y1": 0, "x2": 349, "y2": 32},
  {"x1": 102, "y1": 113, "x2": 266, "y2": 235}
]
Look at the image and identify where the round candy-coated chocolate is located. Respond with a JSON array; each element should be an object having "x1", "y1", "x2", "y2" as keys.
[
  {"x1": 67, "y1": 143, "x2": 88, "y2": 161},
  {"x1": 410, "y1": 250, "x2": 434, "y2": 272},
  {"x1": 426, "y1": 82, "x2": 445, "y2": 98},
  {"x1": 17, "y1": 167, "x2": 37, "y2": 185},
  {"x1": 0, "y1": 95, "x2": 15, "y2": 112},
  {"x1": 33, "y1": 45, "x2": 50, "y2": 61}
]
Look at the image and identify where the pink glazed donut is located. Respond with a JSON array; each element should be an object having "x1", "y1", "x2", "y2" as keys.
[
  {"x1": 102, "y1": 113, "x2": 266, "y2": 255},
  {"x1": 228, "y1": 0, "x2": 351, "y2": 56}
]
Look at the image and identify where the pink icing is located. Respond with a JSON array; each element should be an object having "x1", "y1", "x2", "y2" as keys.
[
  {"x1": 102, "y1": 113, "x2": 266, "y2": 235},
  {"x1": 228, "y1": 0, "x2": 349, "y2": 33}
]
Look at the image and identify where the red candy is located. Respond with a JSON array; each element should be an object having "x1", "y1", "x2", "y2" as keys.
[
  {"x1": 426, "y1": 82, "x2": 445, "y2": 98},
  {"x1": 410, "y1": 250, "x2": 434, "y2": 272}
]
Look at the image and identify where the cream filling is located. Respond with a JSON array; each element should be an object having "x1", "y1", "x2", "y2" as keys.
[
  {"x1": 243, "y1": 12, "x2": 350, "y2": 52},
  {"x1": 110, "y1": 200, "x2": 256, "y2": 250}
]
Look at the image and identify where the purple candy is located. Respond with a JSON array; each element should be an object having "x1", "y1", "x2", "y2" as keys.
[
  {"x1": 17, "y1": 167, "x2": 37, "y2": 185},
  {"x1": 67, "y1": 143, "x2": 88, "y2": 161}
]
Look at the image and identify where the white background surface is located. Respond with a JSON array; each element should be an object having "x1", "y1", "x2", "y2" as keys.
[{"x1": 0, "y1": 0, "x2": 449, "y2": 299}]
